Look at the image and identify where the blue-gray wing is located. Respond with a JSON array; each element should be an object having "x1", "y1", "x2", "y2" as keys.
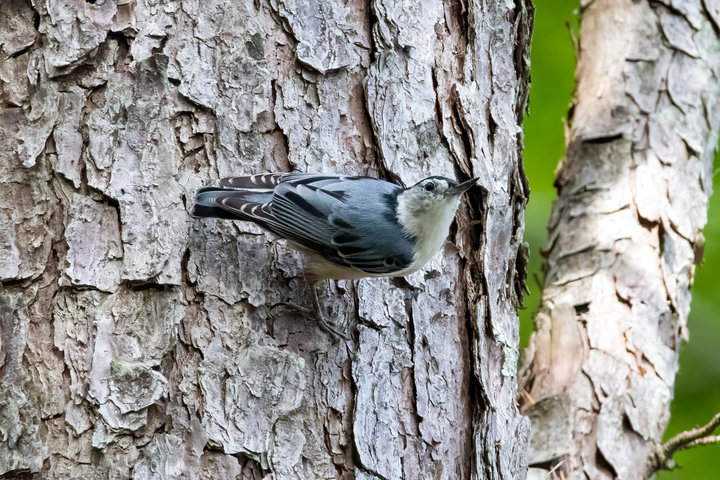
[{"x1": 202, "y1": 173, "x2": 415, "y2": 274}]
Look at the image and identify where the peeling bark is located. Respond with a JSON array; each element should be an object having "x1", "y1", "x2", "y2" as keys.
[
  {"x1": 0, "y1": 0, "x2": 532, "y2": 478},
  {"x1": 520, "y1": 0, "x2": 720, "y2": 478}
]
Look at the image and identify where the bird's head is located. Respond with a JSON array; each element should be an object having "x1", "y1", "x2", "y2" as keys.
[
  {"x1": 395, "y1": 175, "x2": 479, "y2": 244},
  {"x1": 399, "y1": 176, "x2": 478, "y2": 217}
]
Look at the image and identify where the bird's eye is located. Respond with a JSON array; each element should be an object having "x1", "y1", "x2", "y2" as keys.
[{"x1": 424, "y1": 182, "x2": 436, "y2": 192}]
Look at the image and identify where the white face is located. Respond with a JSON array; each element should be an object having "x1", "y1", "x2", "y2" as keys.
[
  {"x1": 394, "y1": 176, "x2": 465, "y2": 273},
  {"x1": 393, "y1": 175, "x2": 478, "y2": 273},
  {"x1": 402, "y1": 177, "x2": 459, "y2": 216}
]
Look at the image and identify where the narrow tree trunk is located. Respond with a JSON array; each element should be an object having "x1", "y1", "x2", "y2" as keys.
[
  {"x1": 0, "y1": 0, "x2": 532, "y2": 478},
  {"x1": 520, "y1": 0, "x2": 720, "y2": 478}
]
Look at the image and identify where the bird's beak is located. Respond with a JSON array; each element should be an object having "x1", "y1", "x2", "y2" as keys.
[{"x1": 447, "y1": 177, "x2": 479, "y2": 197}]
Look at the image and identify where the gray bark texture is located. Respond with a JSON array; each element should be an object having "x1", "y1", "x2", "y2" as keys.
[
  {"x1": 520, "y1": 0, "x2": 720, "y2": 478},
  {"x1": 0, "y1": 0, "x2": 533, "y2": 479}
]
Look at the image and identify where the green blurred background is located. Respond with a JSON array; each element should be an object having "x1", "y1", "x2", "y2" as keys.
[{"x1": 521, "y1": 1, "x2": 720, "y2": 477}]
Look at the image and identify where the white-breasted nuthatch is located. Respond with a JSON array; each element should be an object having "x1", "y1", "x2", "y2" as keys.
[{"x1": 192, "y1": 172, "x2": 479, "y2": 282}]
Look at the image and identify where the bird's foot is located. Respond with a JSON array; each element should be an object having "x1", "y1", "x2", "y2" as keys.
[
  {"x1": 271, "y1": 302, "x2": 314, "y2": 318},
  {"x1": 270, "y1": 288, "x2": 349, "y2": 342}
]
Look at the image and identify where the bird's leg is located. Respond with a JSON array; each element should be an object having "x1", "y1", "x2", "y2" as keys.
[
  {"x1": 311, "y1": 283, "x2": 349, "y2": 341},
  {"x1": 269, "y1": 282, "x2": 349, "y2": 341},
  {"x1": 270, "y1": 301, "x2": 314, "y2": 318}
]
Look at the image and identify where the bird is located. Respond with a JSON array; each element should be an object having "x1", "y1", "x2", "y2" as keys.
[{"x1": 192, "y1": 172, "x2": 479, "y2": 338}]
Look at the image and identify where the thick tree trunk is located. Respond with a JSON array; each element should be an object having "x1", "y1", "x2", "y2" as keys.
[
  {"x1": 520, "y1": 0, "x2": 720, "y2": 478},
  {"x1": 0, "y1": 0, "x2": 532, "y2": 478}
]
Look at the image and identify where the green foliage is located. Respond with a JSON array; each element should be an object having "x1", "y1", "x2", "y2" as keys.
[{"x1": 522, "y1": 1, "x2": 720, "y2": 477}]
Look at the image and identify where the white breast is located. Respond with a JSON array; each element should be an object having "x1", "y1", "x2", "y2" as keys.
[{"x1": 394, "y1": 195, "x2": 461, "y2": 275}]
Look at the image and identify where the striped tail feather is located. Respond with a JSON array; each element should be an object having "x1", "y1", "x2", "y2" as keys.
[
  {"x1": 191, "y1": 184, "x2": 276, "y2": 221},
  {"x1": 191, "y1": 188, "x2": 239, "y2": 219},
  {"x1": 192, "y1": 173, "x2": 288, "y2": 218},
  {"x1": 218, "y1": 173, "x2": 288, "y2": 190}
]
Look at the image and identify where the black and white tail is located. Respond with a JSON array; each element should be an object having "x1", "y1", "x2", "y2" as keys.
[{"x1": 191, "y1": 173, "x2": 287, "y2": 220}]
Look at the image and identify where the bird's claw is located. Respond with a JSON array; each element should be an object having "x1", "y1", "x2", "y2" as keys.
[{"x1": 270, "y1": 299, "x2": 349, "y2": 342}]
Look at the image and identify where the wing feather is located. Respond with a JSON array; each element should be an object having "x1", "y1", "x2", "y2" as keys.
[{"x1": 269, "y1": 178, "x2": 413, "y2": 273}]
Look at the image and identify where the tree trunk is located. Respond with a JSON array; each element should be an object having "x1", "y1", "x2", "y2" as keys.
[
  {"x1": 0, "y1": 0, "x2": 533, "y2": 478},
  {"x1": 520, "y1": 0, "x2": 720, "y2": 478}
]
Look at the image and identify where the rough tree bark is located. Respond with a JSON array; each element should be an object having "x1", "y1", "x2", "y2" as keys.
[
  {"x1": 0, "y1": 0, "x2": 532, "y2": 479},
  {"x1": 520, "y1": 0, "x2": 720, "y2": 478}
]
